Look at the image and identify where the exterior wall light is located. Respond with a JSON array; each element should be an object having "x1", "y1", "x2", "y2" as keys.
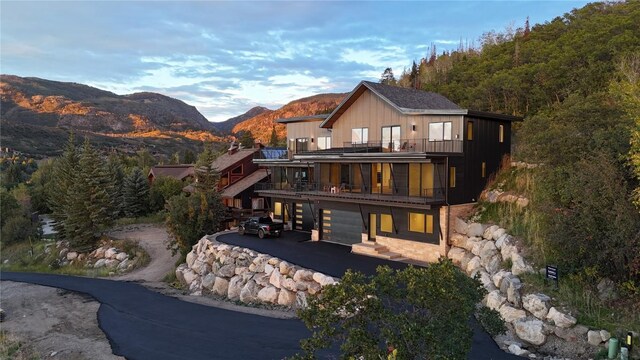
[{"x1": 412, "y1": 124, "x2": 416, "y2": 131}]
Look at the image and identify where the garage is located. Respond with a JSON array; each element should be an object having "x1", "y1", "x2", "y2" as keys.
[{"x1": 321, "y1": 209, "x2": 363, "y2": 246}]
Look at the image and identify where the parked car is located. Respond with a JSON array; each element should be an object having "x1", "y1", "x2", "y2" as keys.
[{"x1": 238, "y1": 216, "x2": 284, "y2": 238}]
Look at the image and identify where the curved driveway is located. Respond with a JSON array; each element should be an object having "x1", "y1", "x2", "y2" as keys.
[{"x1": 2, "y1": 230, "x2": 519, "y2": 360}]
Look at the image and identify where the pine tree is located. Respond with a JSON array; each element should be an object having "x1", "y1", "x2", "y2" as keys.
[
  {"x1": 106, "y1": 155, "x2": 126, "y2": 218},
  {"x1": 380, "y1": 68, "x2": 396, "y2": 85},
  {"x1": 195, "y1": 142, "x2": 219, "y2": 193},
  {"x1": 269, "y1": 126, "x2": 278, "y2": 147},
  {"x1": 49, "y1": 133, "x2": 79, "y2": 239},
  {"x1": 239, "y1": 130, "x2": 255, "y2": 148},
  {"x1": 123, "y1": 167, "x2": 150, "y2": 217}
]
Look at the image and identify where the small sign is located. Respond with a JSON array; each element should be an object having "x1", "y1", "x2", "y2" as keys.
[{"x1": 546, "y1": 265, "x2": 559, "y2": 288}]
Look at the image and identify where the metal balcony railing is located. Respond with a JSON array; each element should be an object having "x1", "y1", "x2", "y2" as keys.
[{"x1": 343, "y1": 139, "x2": 463, "y2": 153}]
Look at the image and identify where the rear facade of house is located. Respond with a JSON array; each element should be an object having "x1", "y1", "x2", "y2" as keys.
[{"x1": 255, "y1": 81, "x2": 520, "y2": 263}]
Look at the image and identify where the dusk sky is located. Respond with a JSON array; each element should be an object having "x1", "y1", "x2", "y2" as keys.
[{"x1": 1, "y1": 1, "x2": 590, "y2": 122}]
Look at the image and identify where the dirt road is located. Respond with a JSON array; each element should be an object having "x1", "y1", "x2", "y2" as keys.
[
  {"x1": 109, "y1": 224, "x2": 178, "y2": 283},
  {"x1": 0, "y1": 281, "x2": 124, "y2": 360}
]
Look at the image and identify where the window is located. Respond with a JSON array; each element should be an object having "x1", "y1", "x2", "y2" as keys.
[
  {"x1": 317, "y1": 136, "x2": 331, "y2": 150},
  {"x1": 381, "y1": 214, "x2": 393, "y2": 233},
  {"x1": 467, "y1": 121, "x2": 474, "y2": 140},
  {"x1": 409, "y1": 212, "x2": 434, "y2": 234},
  {"x1": 499, "y1": 125, "x2": 504, "y2": 143},
  {"x1": 351, "y1": 128, "x2": 369, "y2": 144},
  {"x1": 428, "y1": 122, "x2": 452, "y2": 141},
  {"x1": 382, "y1": 125, "x2": 401, "y2": 151},
  {"x1": 231, "y1": 165, "x2": 243, "y2": 175},
  {"x1": 481, "y1": 162, "x2": 486, "y2": 178},
  {"x1": 220, "y1": 173, "x2": 229, "y2": 187},
  {"x1": 295, "y1": 138, "x2": 309, "y2": 153},
  {"x1": 274, "y1": 202, "x2": 282, "y2": 216},
  {"x1": 233, "y1": 198, "x2": 242, "y2": 208},
  {"x1": 409, "y1": 163, "x2": 434, "y2": 197},
  {"x1": 449, "y1": 167, "x2": 456, "y2": 188}
]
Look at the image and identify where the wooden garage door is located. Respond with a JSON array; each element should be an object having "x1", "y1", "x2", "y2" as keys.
[{"x1": 321, "y1": 209, "x2": 362, "y2": 246}]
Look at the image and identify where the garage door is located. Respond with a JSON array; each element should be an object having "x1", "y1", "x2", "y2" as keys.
[{"x1": 321, "y1": 209, "x2": 362, "y2": 245}]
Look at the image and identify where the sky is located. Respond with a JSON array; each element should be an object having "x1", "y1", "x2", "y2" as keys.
[{"x1": 1, "y1": 1, "x2": 590, "y2": 122}]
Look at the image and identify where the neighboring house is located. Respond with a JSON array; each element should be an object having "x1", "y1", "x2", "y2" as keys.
[
  {"x1": 254, "y1": 80, "x2": 521, "y2": 263},
  {"x1": 148, "y1": 164, "x2": 195, "y2": 184}
]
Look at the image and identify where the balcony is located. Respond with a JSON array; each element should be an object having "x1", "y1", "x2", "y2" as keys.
[
  {"x1": 342, "y1": 139, "x2": 462, "y2": 154},
  {"x1": 254, "y1": 182, "x2": 446, "y2": 206}
]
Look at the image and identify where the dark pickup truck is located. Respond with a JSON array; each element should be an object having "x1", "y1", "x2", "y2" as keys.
[{"x1": 238, "y1": 216, "x2": 284, "y2": 238}]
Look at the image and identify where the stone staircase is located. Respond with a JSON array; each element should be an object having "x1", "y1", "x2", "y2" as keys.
[{"x1": 351, "y1": 242, "x2": 408, "y2": 262}]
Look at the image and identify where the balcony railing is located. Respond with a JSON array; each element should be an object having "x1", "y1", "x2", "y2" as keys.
[
  {"x1": 343, "y1": 139, "x2": 462, "y2": 154},
  {"x1": 255, "y1": 182, "x2": 446, "y2": 204}
]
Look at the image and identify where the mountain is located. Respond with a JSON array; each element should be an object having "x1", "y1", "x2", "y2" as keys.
[
  {"x1": 0, "y1": 75, "x2": 222, "y2": 157},
  {"x1": 232, "y1": 93, "x2": 346, "y2": 144},
  {"x1": 214, "y1": 106, "x2": 271, "y2": 134}
]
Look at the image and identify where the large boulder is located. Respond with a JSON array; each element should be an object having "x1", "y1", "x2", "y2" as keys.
[
  {"x1": 227, "y1": 276, "x2": 245, "y2": 300},
  {"x1": 212, "y1": 277, "x2": 229, "y2": 297},
  {"x1": 95, "y1": 247, "x2": 107, "y2": 259},
  {"x1": 94, "y1": 258, "x2": 107, "y2": 268},
  {"x1": 471, "y1": 240, "x2": 487, "y2": 256},
  {"x1": 115, "y1": 252, "x2": 128, "y2": 261},
  {"x1": 313, "y1": 273, "x2": 336, "y2": 287},
  {"x1": 236, "y1": 254, "x2": 251, "y2": 267},
  {"x1": 499, "y1": 305, "x2": 527, "y2": 323},
  {"x1": 483, "y1": 225, "x2": 500, "y2": 240},
  {"x1": 481, "y1": 254, "x2": 501, "y2": 275},
  {"x1": 282, "y1": 278, "x2": 298, "y2": 292},
  {"x1": 546, "y1": 307, "x2": 577, "y2": 329},
  {"x1": 279, "y1": 261, "x2": 294, "y2": 275},
  {"x1": 492, "y1": 228, "x2": 507, "y2": 241},
  {"x1": 254, "y1": 274, "x2": 271, "y2": 288},
  {"x1": 117, "y1": 259, "x2": 131, "y2": 271},
  {"x1": 479, "y1": 241, "x2": 498, "y2": 259},
  {"x1": 462, "y1": 237, "x2": 481, "y2": 252},
  {"x1": 477, "y1": 270, "x2": 495, "y2": 291},
  {"x1": 522, "y1": 293, "x2": 551, "y2": 319},
  {"x1": 500, "y1": 275, "x2": 522, "y2": 308},
  {"x1": 277, "y1": 288, "x2": 297, "y2": 306},
  {"x1": 492, "y1": 269, "x2": 510, "y2": 288},
  {"x1": 201, "y1": 273, "x2": 217, "y2": 290},
  {"x1": 447, "y1": 247, "x2": 468, "y2": 267},
  {"x1": 466, "y1": 256, "x2": 482, "y2": 277},
  {"x1": 182, "y1": 269, "x2": 198, "y2": 286},
  {"x1": 495, "y1": 234, "x2": 511, "y2": 249},
  {"x1": 239, "y1": 280, "x2": 260, "y2": 303},
  {"x1": 467, "y1": 223, "x2": 486, "y2": 237},
  {"x1": 105, "y1": 259, "x2": 120, "y2": 269},
  {"x1": 587, "y1": 330, "x2": 603, "y2": 345},
  {"x1": 449, "y1": 233, "x2": 468, "y2": 248},
  {"x1": 501, "y1": 244, "x2": 518, "y2": 262},
  {"x1": 264, "y1": 263, "x2": 275, "y2": 276},
  {"x1": 511, "y1": 253, "x2": 534, "y2": 276},
  {"x1": 186, "y1": 251, "x2": 197, "y2": 268},
  {"x1": 514, "y1": 318, "x2": 547, "y2": 345},
  {"x1": 257, "y1": 286, "x2": 279, "y2": 303},
  {"x1": 296, "y1": 292, "x2": 309, "y2": 309},
  {"x1": 175, "y1": 264, "x2": 188, "y2": 284},
  {"x1": 293, "y1": 269, "x2": 314, "y2": 282},
  {"x1": 218, "y1": 264, "x2": 236, "y2": 278},
  {"x1": 66, "y1": 252, "x2": 78, "y2": 261},
  {"x1": 453, "y1": 217, "x2": 468, "y2": 235},
  {"x1": 251, "y1": 255, "x2": 270, "y2": 273},
  {"x1": 269, "y1": 269, "x2": 285, "y2": 289},
  {"x1": 485, "y1": 290, "x2": 506, "y2": 311},
  {"x1": 104, "y1": 248, "x2": 118, "y2": 259}
]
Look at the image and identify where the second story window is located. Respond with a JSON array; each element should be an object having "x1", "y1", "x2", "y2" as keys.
[
  {"x1": 467, "y1": 121, "x2": 474, "y2": 141},
  {"x1": 428, "y1": 122, "x2": 452, "y2": 141},
  {"x1": 499, "y1": 124, "x2": 504, "y2": 143},
  {"x1": 295, "y1": 138, "x2": 308, "y2": 153},
  {"x1": 351, "y1": 127, "x2": 369, "y2": 144},
  {"x1": 231, "y1": 165, "x2": 243, "y2": 175},
  {"x1": 317, "y1": 136, "x2": 331, "y2": 150},
  {"x1": 382, "y1": 125, "x2": 401, "y2": 151}
]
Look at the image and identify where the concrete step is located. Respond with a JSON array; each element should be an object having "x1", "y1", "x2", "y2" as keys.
[
  {"x1": 352, "y1": 242, "x2": 388, "y2": 255},
  {"x1": 377, "y1": 251, "x2": 402, "y2": 260}
]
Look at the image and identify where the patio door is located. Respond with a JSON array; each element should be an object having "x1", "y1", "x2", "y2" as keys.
[{"x1": 382, "y1": 125, "x2": 401, "y2": 152}]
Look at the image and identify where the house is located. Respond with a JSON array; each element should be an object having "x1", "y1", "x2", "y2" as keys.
[
  {"x1": 254, "y1": 81, "x2": 521, "y2": 263},
  {"x1": 148, "y1": 164, "x2": 195, "y2": 184}
]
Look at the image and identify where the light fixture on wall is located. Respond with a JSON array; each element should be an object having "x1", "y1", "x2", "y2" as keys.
[
  {"x1": 311, "y1": 138, "x2": 314, "y2": 143},
  {"x1": 412, "y1": 124, "x2": 416, "y2": 132}
]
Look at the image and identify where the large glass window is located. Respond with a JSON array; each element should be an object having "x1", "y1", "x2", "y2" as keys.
[
  {"x1": 274, "y1": 202, "x2": 282, "y2": 216},
  {"x1": 428, "y1": 122, "x2": 452, "y2": 141},
  {"x1": 295, "y1": 138, "x2": 309, "y2": 153},
  {"x1": 409, "y1": 212, "x2": 434, "y2": 234},
  {"x1": 449, "y1": 167, "x2": 456, "y2": 188},
  {"x1": 467, "y1": 122, "x2": 474, "y2": 141},
  {"x1": 372, "y1": 163, "x2": 393, "y2": 194},
  {"x1": 499, "y1": 125, "x2": 504, "y2": 143},
  {"x1": 382, "y1": 163, "x2": 393, "y2": 194},
  {"x1": 317, "y1": 136, "x2": 331, "y2": 150},
  {"x1": 382, "y1": 126, "x2": 401, "y2": 152},
  {"x1": 351, "y1": 164, "x2": 363, "y2": 193},
  {"x1": 381, "y1": 214, "x2": 393, "y2": 233},
  {"x1": 351, "y1": 128, "x2": 369, "y2": 144},
  {"x1": 409, "y1": 163, "x2": 434, "y2": 197}
]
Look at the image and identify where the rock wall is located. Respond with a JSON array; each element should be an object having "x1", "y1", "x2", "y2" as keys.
[
  {"x1": 49, "y1": 241, "x2": 137, "y2": 273},
  {"x1": 449, "y1": 219, "x2": 609, "y2": 358},
  {"x1": 176, "y1": 235, "x2": 337, "y2": 309}
]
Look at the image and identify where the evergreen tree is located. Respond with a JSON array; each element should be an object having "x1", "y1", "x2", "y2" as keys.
[
  {"x1": 379, "y1": 67, "x2": 396, "y2": 85},
  {"x1": 269, "y1": 126, "x2": 278, "y2": 147},
  {"x1": 123, "y1": 167, "x2": 150, "y2": 217},
  {"x1": 239, "y1": 130, "x2": 255, "y2": 148},
  {"x1": 195, "y1": 142, "x2": 219, "y2": 192},
  {"x1": 106, "y1": 154, "x2": 126, "y2": 218},
  {"x1": 410, "y1": 60, "x2": 420, "y2": 89},
  {"x1": 49, "y1": 133, "x2": 79, "y2": 239},
  {"x1": 183, "y1": 149, "x2": 196, "y2": 164}
]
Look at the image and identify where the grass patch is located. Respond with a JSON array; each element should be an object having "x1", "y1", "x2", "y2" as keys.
[
  {"x1": 0, "y1": 331, "x2": 40, "y2": 360},
  {"x1": 114, "y1": 212, "x2": 165, "y2": 226}
]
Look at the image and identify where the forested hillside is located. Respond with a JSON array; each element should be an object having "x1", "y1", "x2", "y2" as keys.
[{"x1": 393, "y1": 1, "x2": 640, "y2": 287}]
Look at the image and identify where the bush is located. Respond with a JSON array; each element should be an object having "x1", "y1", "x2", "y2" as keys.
[
  {"x1": 149, "y1": 176, "x2": 184, "y2": 212},
  {"x1": 1, "y1": 216, "x2": 38, "y2": 245},
  {"x1": 476, "y1": 306, "x2": 506, "y2": 336}
]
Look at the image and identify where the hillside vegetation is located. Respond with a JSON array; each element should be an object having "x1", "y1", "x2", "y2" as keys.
[
  {"x1": 393, "y1": 2, "x2": 640, "y2": 294},
  {"x1": 232, "y1": 93, "x2": 346, "y2": 144}
]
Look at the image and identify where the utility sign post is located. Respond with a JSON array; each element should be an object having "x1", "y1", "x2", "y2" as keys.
[{"x1": 546, "y1": 265, "x2": 559, "y2": 288}]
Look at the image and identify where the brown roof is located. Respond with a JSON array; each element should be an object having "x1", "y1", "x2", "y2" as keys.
[
  {"x1": 220, "y1": 168, "x2": 269, "y2": 198},
  {"x1": 211, "y1": 148, "x2": 259, "y2": 172},
  {"x1": 149, "y1": 165, "x2": 194, "y2": 180}
]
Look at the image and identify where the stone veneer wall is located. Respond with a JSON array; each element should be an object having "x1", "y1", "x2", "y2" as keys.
[
  {"x1": 448, "y1": 218, "x2": 612, "y2": 358},
  {"x1": 175, "y1": 234, "x2": 338, "y2": 309}
]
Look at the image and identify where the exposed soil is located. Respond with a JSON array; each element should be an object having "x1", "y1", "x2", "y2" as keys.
[{"x1": 0, "y1": 281, "x2": 124, "y2": 360}]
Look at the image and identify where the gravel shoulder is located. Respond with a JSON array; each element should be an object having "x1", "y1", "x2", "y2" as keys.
[{"x1": 0, "y1": 281, "x2": 124, "y2": 360}]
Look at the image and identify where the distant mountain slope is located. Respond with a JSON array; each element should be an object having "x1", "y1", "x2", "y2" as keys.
[
  {"x1": 0, "y1": 75, "x2": 215, "y2": 133},
  {"x1": 214, "y1": 106, "x2": 271, "y2": 134},
  {"x1": 0, "y1": 75, "x2": 223, "y2": 157},
  {"x1": 232, "y1": 93, "x2": 346, "y2": 143}
]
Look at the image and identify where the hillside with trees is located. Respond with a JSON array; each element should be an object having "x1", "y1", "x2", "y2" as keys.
[{"x1": 388, "y1": 0, "x2": 639, "y2": 324}]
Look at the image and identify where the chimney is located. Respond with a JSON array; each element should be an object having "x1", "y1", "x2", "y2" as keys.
[{"x1": 228, "y1": 141, "x2": 239, "y2": 155}]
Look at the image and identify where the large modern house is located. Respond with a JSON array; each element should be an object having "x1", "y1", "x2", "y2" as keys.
[{"x1": 255, "y1": 81, "x2": 521, "y2": 263}]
